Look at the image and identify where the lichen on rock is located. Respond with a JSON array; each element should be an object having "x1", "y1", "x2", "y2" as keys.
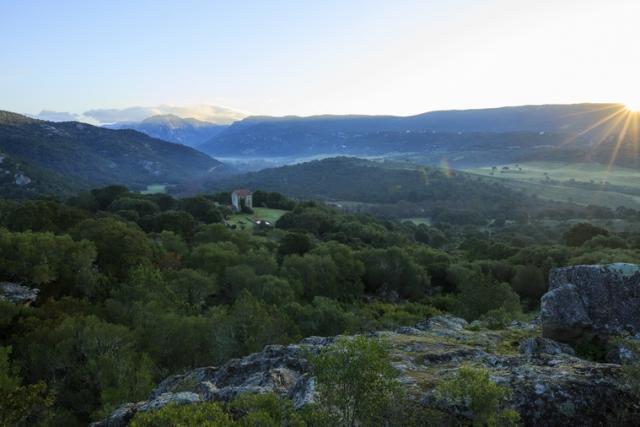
[{"x1": 95, "y1": 313, "x2": 636, "y2": 427}]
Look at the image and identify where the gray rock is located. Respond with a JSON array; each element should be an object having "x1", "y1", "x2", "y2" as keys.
[
  {"x1": 395, "y1": 326, "x2": 424, "y2": 335},
  {"x1": 415, "y1": 314, "x2": 468, "y2": 339},
  {"x1": 98, "y1": 313, "x2": 635, "y2": 427},
  {"x1": 541, "y1": 263, "x2": 640, "y2": 343},
  {"x1": 91, "y1": 392, "x2": 201, "y2": 427},
  {"x1": 606, "y1": 341, "x2": 639, "y2": 364},
  {"x1": 519, "y1": 337, "x2": 576, "y2": 357},
  {"x1": 0, "y1": 282, "x2": 38, "y2": 305}
]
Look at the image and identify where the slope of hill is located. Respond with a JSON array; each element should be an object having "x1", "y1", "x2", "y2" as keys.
[
  {"x1": 107, "y1": 114, "x2": 227, "y2": 147},
  {"x1": 0, "y1": 111, "x2": 227, "y2": 197},
  {"x1": 197, "y1": 156, "x2": 553, "y2": 222},
  {"x1": 199, "y1": 104, "x2": 636, "y2": 168}
]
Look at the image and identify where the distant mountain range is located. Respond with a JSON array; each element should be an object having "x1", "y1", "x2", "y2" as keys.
[
  {"x1": 198, "y1": 103, "x2": 637, "y2": 168},
  {"x1": 106, "y1": 114, "x2": 227, "y2": 147},
  {"x1": 0, "y1": 111, "x2": 227, "y2": 198}
]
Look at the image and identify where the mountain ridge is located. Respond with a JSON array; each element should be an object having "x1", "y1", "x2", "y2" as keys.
[
  {"x1": 106, "y1": 114, "x2": 228, "y2": 147},
  {"x1": 0, "y1": 110, "x2": 228, "y2": 197},
  {"x1": 198, "y1": 103, "x2": 632, "y2": 164}
]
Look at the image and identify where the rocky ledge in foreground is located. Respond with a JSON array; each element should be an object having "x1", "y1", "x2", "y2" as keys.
[{"x1": 96, "y1": 313, "x2": 635, "y2": 427}]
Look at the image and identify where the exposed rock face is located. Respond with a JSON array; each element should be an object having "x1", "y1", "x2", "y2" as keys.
[
  {"x1": 96, "y1": 315, "x2": 635, "y2": 427},
  {"x1": 0, "y1": 282, "x2": 38, "y2": 305},
  {"x1": 541, "y1": 263, "x2": 640, "y2": 343},
  {"x1": 519, "y1": 337, "x2": 576, "y2": 357}
]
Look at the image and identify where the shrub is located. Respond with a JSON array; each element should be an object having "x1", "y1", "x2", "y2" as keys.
[
  {"x1": 129, "y1": 402, "x2": 233, "y2": 427},
  {"x1": 434, "y1": 366, "x2": 520, "y2": 427},
  {"x1": 310, "y1": 336, "x2": 400, "y2": 426},
  {"x1": 480, "y1": 307, "x2": 514, "y2": 330}
]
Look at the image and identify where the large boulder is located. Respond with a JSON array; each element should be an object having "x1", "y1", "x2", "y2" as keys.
[
  {"x1": 541, "y1": 263, "x2": 640, "y2": 343},
  {"x1": 0, "y1": 282, "x2": 38, "y2": 305}
]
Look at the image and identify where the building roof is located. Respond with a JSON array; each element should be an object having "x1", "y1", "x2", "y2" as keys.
[{"x1": 232, "y1": 189, "x2": 252, "y2": 197}]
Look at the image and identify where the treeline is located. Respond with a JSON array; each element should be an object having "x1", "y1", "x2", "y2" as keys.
[{"x1": 1, "y1": 186, "x2": 640, "y2": 425}]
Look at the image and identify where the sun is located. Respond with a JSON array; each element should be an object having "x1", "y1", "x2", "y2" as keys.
[{"x1": 624, "y1": 100, "x2": 640, "y2": 113}]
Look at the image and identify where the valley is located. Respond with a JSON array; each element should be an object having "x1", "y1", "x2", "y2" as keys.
[{"x1": 3, "y1": 106, "x2": 640, "y2": 426}]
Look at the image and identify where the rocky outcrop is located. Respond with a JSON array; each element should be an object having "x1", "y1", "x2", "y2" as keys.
[
  {"x1": 0, "y1": 282, "x2": 38, "y2": 305},
  {"x1": 96, "y1": 315, "x2": 636, "y2": 427},
  {"x1": 541, "y1": 263, "x2": 640, "y2": 343},
  {"x1": 518, "y1": 337, "x2": 576, "y2": 357}
]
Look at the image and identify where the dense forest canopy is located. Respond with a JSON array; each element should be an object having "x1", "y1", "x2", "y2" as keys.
[{"x1": 2, "y1": 183, "x2": 640, "y2": 425}]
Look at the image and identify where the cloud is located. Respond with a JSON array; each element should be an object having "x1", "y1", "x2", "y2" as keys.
[
  {"x1": 35, "y1": 110, "x2": 83, "y2": 122},
  {"x1": 83, "y1": 104, "x2": 247, "y2": 125}
]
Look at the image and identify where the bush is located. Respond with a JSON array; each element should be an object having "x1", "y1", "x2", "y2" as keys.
[
  {"x1": 310, "y1": 336, "x2": 400, "y2": 426},
  {"x1": 230, "y1": 393, "x2": 305, "y2": 426},
  {"x1": 479, "y1": 307, "x2": 514, "y2": 330},
  {"x1": 435, "y1": 366, "x2": 520, "y2": 426},
  {"x1": 130, "y1": 402, "x2": 233, "y2": 427}
]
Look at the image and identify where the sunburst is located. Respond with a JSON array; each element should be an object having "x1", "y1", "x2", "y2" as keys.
[
  {"x1": 625, "y1": 101, "x2": 640, "y2": 113},
  {"x1": 556, "y1": 104, "x2": 640, "y2": 171}
]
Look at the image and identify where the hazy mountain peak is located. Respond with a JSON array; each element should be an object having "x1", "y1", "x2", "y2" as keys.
[{"x1": 84, "y1": 104, "x2": 246, "y2": 125}]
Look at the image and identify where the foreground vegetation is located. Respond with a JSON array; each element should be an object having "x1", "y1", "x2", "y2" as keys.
[{"x1": 2, "y1": 185, "x2": 640, "y2": 425}]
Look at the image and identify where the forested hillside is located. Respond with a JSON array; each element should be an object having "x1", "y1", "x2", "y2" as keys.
[
  {"x1": 0, "y1": 111, "x2": 227, "y2": 197},
  {"x1": 197, "y1": 157, "x2": 562, "y2": 223},
  {"x1": 2, "y1": 185, "x2": 640, "y2": 425}
]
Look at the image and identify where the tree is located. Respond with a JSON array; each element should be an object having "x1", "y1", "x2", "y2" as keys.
[
  {"x1": 281, "y1": 254, "x2": 339, "y2": 300},
  {"x1": 359, "y1": 247, "x2": 430, "y2": 299},
  {"x1": 90, "y1": 185, "x2": 129, "y2": 211},
  {"x1": 448, "y1": 266, "x2": 521, "y2": 321},
  {"x1": 18, "y1": 316, "x2": 153, "y2": 424},
  {"x1": 109, "y1": 197, "x2": 159, "y2": 217},
  {"x1": 563, "y1": 222, "x2": 609, "y2": 247},
  {"x1": 141, "y1": 211, "x2": 198, "y2": 239},
  {"x1": 223, "y1": 291, "x2": 291, "y2": 356},
  {"x1": 72, "y1": 218, "x2": 153, "y2": 280},
  {"x1": 1, "y1": 200, "x2": 88, "y2": 233},
  {"x1": 180, "y1": 196, "x2": 222, "y2": 224},
  {"x1": 0, "y1": 228, "x2": 98, "y2": 297},
  {"x1": 511, "y1": 265, "x2": 546, "y2": 305},
  {"x1": 0, "y1": 346, "x2": 53, "y2": 427},
  {"x1": 163, "y1": 269, "x2": 218, "y2": 313},
  {"x1": 277, "y1": 232, "x2": 313, "y2": 258},
  {"x1": 311, "y1": 242, "x2": 365, "y2": 300},
  {"x1": 311, "y1": 336, "x2": 400, "y2": 427},
  {"x1": 187, "y1": 242, "x2": 240, "y2": 276}
]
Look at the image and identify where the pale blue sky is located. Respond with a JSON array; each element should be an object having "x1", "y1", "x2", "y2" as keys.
[{"x1": 1, "y1": 0, "x2": 639, "y2": 118}]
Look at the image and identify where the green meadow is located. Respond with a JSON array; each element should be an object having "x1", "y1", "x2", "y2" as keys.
[
  {"x1": 467, "y1": 162, "x2": 640, "y2": 209},
  {"x1": 226, "y1": 207, "x2": 288, "y2": 228}
]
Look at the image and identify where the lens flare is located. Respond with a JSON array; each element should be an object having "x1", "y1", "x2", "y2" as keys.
[{"x1": 625, "y1": 101, "x2": 640, "y2": 113}]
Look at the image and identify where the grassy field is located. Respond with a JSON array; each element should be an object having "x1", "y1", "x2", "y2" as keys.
[
  {"x1": 226, "y1": 207, "x2": 288, "y2": 229},
  {"x1": 466, "y1": 162, "x2": 640, "y2": 209}
]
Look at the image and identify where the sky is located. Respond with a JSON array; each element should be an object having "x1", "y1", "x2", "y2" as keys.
[{"x1": 1, "y1": 0, "x2": 639, "y2": 121}]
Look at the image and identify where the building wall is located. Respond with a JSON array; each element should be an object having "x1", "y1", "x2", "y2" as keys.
[{"x1": 231, "y1": 192, "x2": 239, "y2": 211}]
